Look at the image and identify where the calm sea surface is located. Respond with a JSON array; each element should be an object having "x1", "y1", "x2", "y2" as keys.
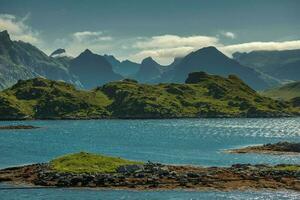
[{"x1": 0, "y1": 118, "x2": 299, "y2": 199}]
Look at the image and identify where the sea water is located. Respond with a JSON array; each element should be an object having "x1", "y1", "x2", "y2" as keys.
[{"x1": 0, "y1": 118, "x2": 299, "y2": 199}]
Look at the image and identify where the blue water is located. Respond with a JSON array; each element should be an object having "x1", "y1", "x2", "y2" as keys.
[{"x1": 0, "y1": 118, "x2": 300, "y2": 199}]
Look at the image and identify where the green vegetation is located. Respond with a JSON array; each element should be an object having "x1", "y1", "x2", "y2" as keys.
[
  {"x1": 50, "y1": 152, "x2": 142, "y2": 173},
  {"x1": 273, "y1": 165, "x2": 300, "y2": 171},
  {"x1": 262, "y1": 81, "x2": 300, "y2": 100},
  {"x1": 99, "y1": 72, "x2": 298, "y2": 118},
  {"x1": 0, "y1": 78, "x2": 111, "y2": 119},
  {"x1": 0, "y1": 72, "x2": 299, "y2": 119}
]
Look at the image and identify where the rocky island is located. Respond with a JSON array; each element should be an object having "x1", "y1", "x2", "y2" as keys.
[
  {"x1": 228, "y1": 142, "x2": 300, "y2": 155},
  {"x1": 0, "y1": 152, "x2": 299, "y2": 191},
  {"x1": 0, "y1": 72, "x2": 299, "y2": 120}
]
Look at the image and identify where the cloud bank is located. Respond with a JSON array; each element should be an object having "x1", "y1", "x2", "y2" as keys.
[{"x1": 129, "y1": 35, "x2": 300, "y2": 64}]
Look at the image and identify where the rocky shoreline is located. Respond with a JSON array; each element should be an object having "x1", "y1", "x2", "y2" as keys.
[
  {"x1": 1, "y1": 162, "x2": 299, "y2": 191},
  {"x1": 228, "y1": 142, "x2": 300, "y2": 155},
  {"x1": 0, "y1": 125, "x2": 39, "y2": 130}
]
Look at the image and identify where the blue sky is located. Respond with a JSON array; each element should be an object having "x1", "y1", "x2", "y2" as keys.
[{"x1": 0, "y1": 0, "x2": 300, "y2": 64}]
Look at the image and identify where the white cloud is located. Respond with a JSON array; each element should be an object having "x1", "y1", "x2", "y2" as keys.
[
  {"x1": 134, "y1": 34, "x2": 219, "y2": 49},
  {"x1": 130, "y1": 47, "x2": 196, "y2": 64},
  {"x1": 130, "y1": 34, "x2": 300, "y2": 64},
  {"x1": 54, "y1": 31, "x2": 115, "y2": 56},
  {"x1": 1, "y1": 14, "x2": 300, "y2": 65},
  {"x1": 72, "y1": 31, "x2": 112, "y2": 43},
  {"x1": 130, "y1": 34, "x2": 220, "y2": 64},
  {"x1": 221, "y1": 40, "x2": 300, "y2": 56},
  {"x1": 221, "y1": 31, "x2": 236, "y2": 39},
  {"x1": 0, "y1": 13, "x2": 40, "y2": 44}
]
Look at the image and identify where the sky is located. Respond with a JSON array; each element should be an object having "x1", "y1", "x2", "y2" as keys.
[{"x1": 0, "y1": 0, "x2": 300, "y2": 64}]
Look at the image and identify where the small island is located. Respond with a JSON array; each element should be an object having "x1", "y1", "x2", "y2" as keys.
[
  {"x1": 0, "y1": 125, "x2": 39, "y2": 130},
  {"x1": 228, "y1": 142, "x2": 300, "y2": 155},
  {"x1": 0, "y1": 152, "x2": 299, "y2": 191}
]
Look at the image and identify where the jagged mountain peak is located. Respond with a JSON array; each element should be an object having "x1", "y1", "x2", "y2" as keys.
[
  {"x1": 142, "y1": 56, "x2": 156, "y2": 63},
  {"x1": 82, "y1": 49, "x2": 93, "y2": 55},
  {"x1": 0, "y1": 30, "x2": 12, "y2": 45}
]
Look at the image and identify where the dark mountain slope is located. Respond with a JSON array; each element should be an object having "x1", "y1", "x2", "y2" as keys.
[
  {"x1": 69, "y1": 49, "x2": 123, "y2": 89},
  {"x1": 233, "y1": 49, "x2": 300, "y2": 81},
  {"x1": 170, "y1": 47, "x2": 274, "y2": 90},
  {"x1": 0, "y1": 30, "x2": 76, "y2": 89},
  {"x1": 134, "y1": 57, "x2": 162, "y2": 83},
  {"x1": 104, "y1": 55, "x2": 140, "y2": 76}
]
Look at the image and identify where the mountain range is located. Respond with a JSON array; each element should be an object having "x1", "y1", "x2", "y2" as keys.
[
  {"x1": 0, "y1": 30, "x2": 76, "y2": 89},
  {"x1": 69, "y1": 49, "x2": 122, "y2": 89},
  {"x1": 1, "y1": 30, "x2": 300, "y2": 91},
  {"x1": 233, "y1": 49, "x2": 300, "y2": 82}
]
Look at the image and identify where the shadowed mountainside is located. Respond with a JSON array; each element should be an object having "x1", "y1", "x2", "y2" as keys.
[
  {"x1": 165, "y1": 47, "x2": 276, "y2": 90},
  {"x1": 233, "y1": 49, "x2": 300, "y2": 81},
  {"x1": 104, "y1": 55, "x2": 140, "y2": 76},
  {"x1": 69, "y1": 49, "x2": 123, "y2": 89},
  {"x1": 0, "y1": 30, "x2": 76, "y2": 89}
]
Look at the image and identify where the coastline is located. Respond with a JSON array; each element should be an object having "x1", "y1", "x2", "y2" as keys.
[
  {"x1": 1, "y1": 162, "x2": 299, "y2": 191},
  {"x1": 227, "y1": 142, "x2": 300, "y2": 155},
  {"x1": 0, "y1": 114, "x2": 299, "y2": 121}
]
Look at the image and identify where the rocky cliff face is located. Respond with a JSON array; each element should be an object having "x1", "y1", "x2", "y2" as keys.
[{"x1": 0, "y1": 30, "x2": 77, "y2": 90}]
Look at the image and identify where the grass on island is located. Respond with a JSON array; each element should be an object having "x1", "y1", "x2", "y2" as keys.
[
  {"x1": 273, "y1": 165, "x2": 300, "y2": 171},
  {"x1": 50, "y1": 152, "x2": 143, "y2": 173}
]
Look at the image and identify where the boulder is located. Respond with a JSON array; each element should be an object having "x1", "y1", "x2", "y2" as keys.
[{"x1": 116, "y1": 164, "x2": 144, "y2": 174}]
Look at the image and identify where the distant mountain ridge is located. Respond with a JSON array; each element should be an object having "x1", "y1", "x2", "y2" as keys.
[
  {"x1": 103, "y1": 55, "x2": 140, "y2": 76},
  {"x1": 2, "y1": 30, "x2": 300, "y2": 91},
  {"x1": 134, "y1": 57, "x2": 163, "y2": 83},
  {"x1": 160, "y1": 46, "x2": 276, "y2": 90},
  {"x1": 0, "y1": 30, "x2": 76, "y2": 89},
  {"x1": 69, "y1": 49, "x2": 123, "y2": 89},
  {"x1": 233, "y1": 49, "x2": 300, "y2": 81}
]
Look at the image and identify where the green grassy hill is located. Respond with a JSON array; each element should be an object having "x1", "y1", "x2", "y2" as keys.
[
  {"x1": 0, "y1": 72, "x2": 298, "y2": 119},
  {"x1": 0, "y1": 78, "x2": 111, "y2": 119},
  {"x1": 50, "y1": 152, "x2": 142, "y2": 173},
  {"x1": 262, "y1": 81, "x2": 300, "y2": 100}
]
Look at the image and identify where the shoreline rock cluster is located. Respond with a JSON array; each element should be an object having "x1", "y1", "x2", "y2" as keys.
[
  {"x1": 0, "y1": 125, "x2": 39, "y2": 130},
  {"x1": 1, "y1": 162, "x2": 299, "y2": 191},
  {"x1": 228, "y1": 142, "x2": 300, "y2": 154}
]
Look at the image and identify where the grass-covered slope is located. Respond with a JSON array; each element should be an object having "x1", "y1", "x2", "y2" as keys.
[
  {"x1": 262, "y1": 81, "x2": 300, "y2": 100},
  {"x1": 0, "y1": 78, "x2": 111, "y2": 119},
  {"x1": 0, "y1": 72, "x2": 298, "y2": 119},
  {"x1": 99, "y1": 72, "x2": 296, "y2": 118},
  {"x1": 50, "y1": 152, "x2": 142, "y2": 173}
]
